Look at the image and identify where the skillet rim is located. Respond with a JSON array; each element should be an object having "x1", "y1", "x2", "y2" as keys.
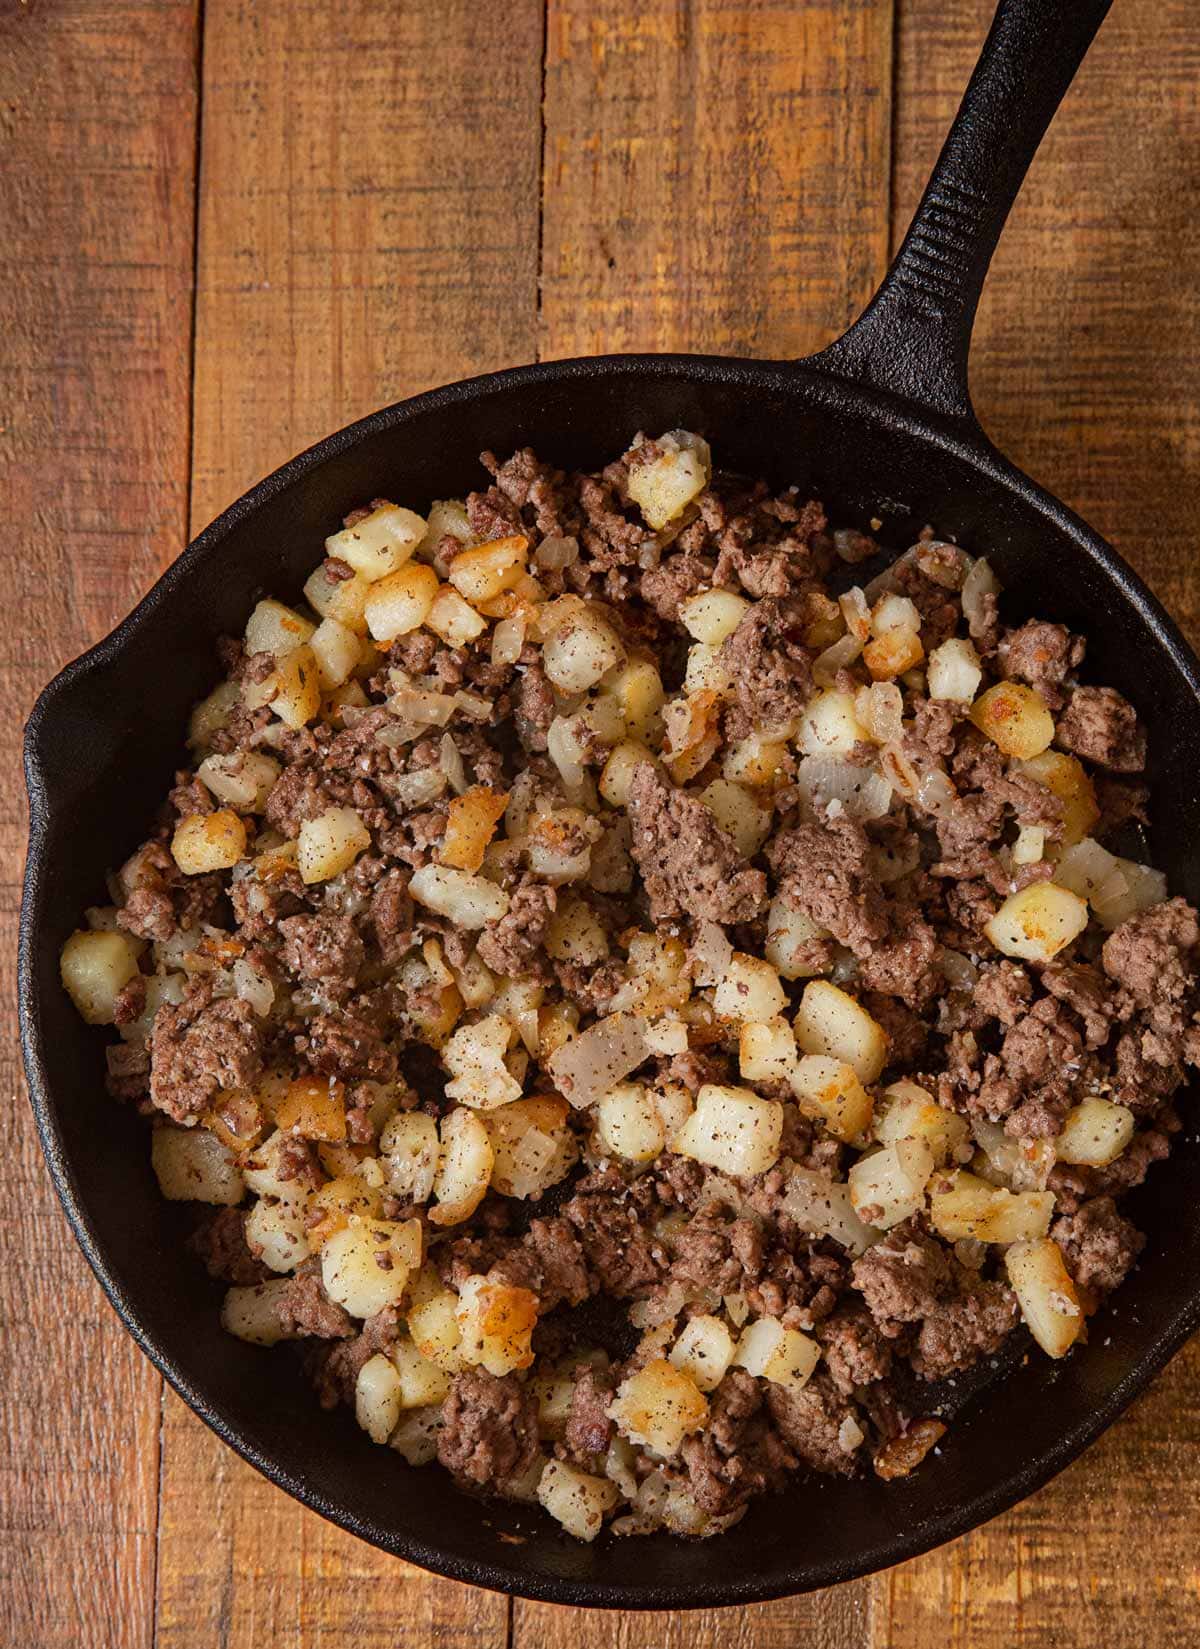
[{"x1": 20, "y1": 349, "x2": 1200, "y2": 1609}]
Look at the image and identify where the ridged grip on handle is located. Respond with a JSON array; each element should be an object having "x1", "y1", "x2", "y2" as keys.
[{"x1": 810, "y1": 0, "x2": 1114, "y2": 422}]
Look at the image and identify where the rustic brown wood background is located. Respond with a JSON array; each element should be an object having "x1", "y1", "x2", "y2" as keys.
[{"x1": 2, "y1": 0, "x2": 1198, "y2": 1643}]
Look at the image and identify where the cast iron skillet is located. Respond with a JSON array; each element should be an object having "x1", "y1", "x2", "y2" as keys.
[{"x1": 21, "y1": 0, "x2": 1200, "y2": 1610}]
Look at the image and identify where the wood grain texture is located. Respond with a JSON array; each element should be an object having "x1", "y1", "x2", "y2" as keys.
[
  {"x1": 0, "y1": 3, "x2": 199, "y2": 1647},
  {"x1": 520, "y1": 4, "x2": 891, "y2": 1639},
  {"x1": 153, "y1": 1, "x2": 542, "y2": 1642},
  {"x1": 873, "y1": 1, "x2": 1200, "y2": 1642}
]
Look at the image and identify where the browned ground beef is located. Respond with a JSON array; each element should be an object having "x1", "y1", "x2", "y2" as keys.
[{"x1": 66, "y1": 433, "x2": 1198, "y2": 1544}]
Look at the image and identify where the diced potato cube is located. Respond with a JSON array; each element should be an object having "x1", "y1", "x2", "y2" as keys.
[
  {"x1": 679, "y1": 588, "x2": 750, "y2": 645},
  {"x1": 596, "y1": 1082, "x2": 665, "y2": 1163},
  {"x1": 417, "y1": 498, "x2": 473, "y2": 555},
  {"x1": 733, "y1": 1318, "x2": 820, "y2": 1393},
  {"x1": 790, "y1": 1054, "x2": 874, "y2": 1144},
  {"x1": 545, "y1": 896, "x2": 610, "y2": 966},
  {"x1": 929, "y1": 1169, "x2": 1054, "y2": 1243},
  {"x1": 537, "y1": 1458, "x2": 618, "y2": 1542},
  {"x1": 798, "y1": 690, "x2": 868, "y2": 756},
  {"x1": 441, "y1": 1015, "x2": 523, "y2": 1110},
  {"x1": 172, "y1": 809, "x2": 247, "y2": 875},
  {"x1": 873, "y1": 1079, "x2": 970, "y2": 1165},
  {"x1": 390, "y1": 1336, "x2": 452, "y2": 1409},
  {"x1": 542, "y1": 597, "x2": 625, "y2": 693},
  {"x1": 363, "y1": 562, "x2": 440, "y2": 642},
  {"x1": 683, "y1": 640, "x2": 731, "y2": 696},
  {"x1": 428, "y1": 1107, "x2": 495, "y2": 1226},
  {"x1": 486, "y1": 1094, "x2": 577, "y2": 1198},
  {"x1": 626, "y1": 434, "x2": 711, "y2": 530},
  {"x1": 269, "y1": 644, "x2": 322, "y2": 729},
  {"x1": 197, "y1": 751, "x2": 280, "y2": 812},
  {"x1": 765, "y1": 896, "x2": 830, "y2": 981},
  {"x1": 320, "y1": 1217, "x2": 422, "y2": 1318},
  {"x1": 151, "y1": 1127, "x2": 244, "y2": 1205},
  {"x1": 60, "y1": 928, "x2": 143, "y2": 1024},
  {"x1": 1055, "y1": 1097, "x2": 1135, "y2": 1167},
  {"x1": 870, "y1": 593, "x2": 921, "y2": 636},
  {"x1": 1016, "y1": 750, "x2": 1100, "y2": 847},
  {"x1": 723, "y1": 734, "x2": 791, "y2": 788},
  {"x1": 927, "y1": 636, "x2": 982, "y2": 704},
  {"x1": 654, "y1": 1083, "x2": 694, "y2": 1143},
  {"x1": 1006, "y1": 1238, "x2": 1085, "y2": 1358},
  {"x1": 307, "y1": 617, "x2": 362, "y2": 690},
  {"x1": 447, "y1": 535, "x2": 529, "y2": 604},
  {"x1": 327, "y1": 502, "x2": 427, "y2": 582},
  {"x1": 794, "y1": 980, "x2": 888, "y2": 1083},
  {"x1": 380, "y1": 1111, "x2": 440, "y2": 1203},
  {"x1": 700, "y1": 778, "x2": 771, "y2": 857},
  {"x1": 863, "y1": 627, "x2": 924, "y2": 681},
  {"x1": 303, "y1": 561, "x2": 371, "y2": 633},
  {"x1": 425, "y1": 584, "x2": 487, "y2": 646},
  {"x1": 713, "y1": 953, "x2": 786, "y2": 1024},
  {"x1": 607, "y1": 1358, "x2": 708, "y2": 1456},
  {"x1": 244, "y1": 1196, "x2": 310, "y2": 1272},
  {"x1": 297, "y1": 806, "x2": 371, "y2": 884},
  {"x1": 438, "y1": 785, "x2": 509, "y2": 872},
  {"x1": 985, "y1": 881, "x2": 1089, "y2": 963},
  {"x1": 241, "y1": 1127, "x2": 317, "y2": 1201},
  {"x1": 355, "y1": 1352, "x2": 403, "y2": 1443},
  {"x1": 188, "y1": 679, "x2": 242, "y2": 751},
  {"x1": 672, "y1": 1083, "x2": 783, "y2": 1176},
  {"x1": 244, "y1": 598, "x2": 316, "y2": 658},
  {"x1": 407, "y1": 1283, "x2": 468, "y2": 1373},
  {"x1": 599, "y1": 741, "x2": 655, "y2": 809},
  {"x1": 389, "y1": 1404, "x2": 443, "y2": 1466},
  {"x1": 848, "y1": 1140, "x2": 935, "y2": 1228},
  {"x1": 970, "y1": 682, "x2": 1054, "y2": 760},
  {"x1": 739, "y1": 1017, "x2": 799, "y2": 1085},
  {"x1": 274, "y1": 1074, "x2": 347, "y2": 1142},
  {"x1": 669, "y1": 1314, "x2": 735, "y2": 1393},
  {"x1": 605, "y1": 658, "x2": 666, "y2": 743},
  {"x1": 1012, "y1": 825, "x2": 1046, "y2": 865},
  {"x1": 220, "y1": 1278, "x2": 295, "y2": 1346},
  {"x1": 304, "y1": 1173, "x2": 384, "y2": 1250},
  {"x1": 409, "y1": 864, "x2": 510, "y2": 928},
  {"x1": 455, "y1": 1274, "x2": 538, "y2": 1375}
]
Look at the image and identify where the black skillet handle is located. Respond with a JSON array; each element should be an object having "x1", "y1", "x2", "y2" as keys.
[{"x1": 808, "y1": 0, "x2": 1113, "y2": 423}]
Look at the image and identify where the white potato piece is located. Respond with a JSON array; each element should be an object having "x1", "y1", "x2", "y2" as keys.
[
  {"x1": 303, "y1": 561, "x2": 371, "y2": 632},
  {"x1": 683, "y1": 642, "x2": 732, "y2": 696},
  {"x1": 545, "y1": 896, "x2": 610, "y2": 966},
  {"x1": 244, "y1": 598, "x2": 315, "y2": 658},
  {"x1": 1006, "y1": 1238, "x2": 1085, "y2": 1358},
  {"x1": 425, "y1": 584, "x2": 487, "y2": 646},
  {"x1": 172, "y1": 809, "x2": 247, "y2": 875},
  {"x1": 151, "y1": 1127, "x2": 244, "y2": 1205},
  {"x1": 764, "y1": 896, "x2": 830, "y2": 981},
  {"x1": 542, "y1": 597, "x2": 625, "y2": 693},
  {"x1": 485, "y1": 1094, "x2": 578, "y2": 1198},
  {"x1": 327, "y1": 502, "x2": 427, "y2": 581},
  {"x1": 713, "y1": 953, "x2": 787, "y2": 1024},
  {"x1": 363, "y1": 562, "x2": 440, "y2": 641},
  {"x1": 417, "y1": 498, "x2": 473, "y2": 555},
  {"x1": 380, "y1": 1110, "x2": 440, "y2": 1203},
  {"x1": 188, "y1": 678, "x2": 242, "y2": 751},
  {"x1": 455, "y1": 1274, "x2": 538, "y2": 1375},
  {"x1": 390, "y1": 1405, "x2": 443, "y2": 1466},
  {"x1": 320, "y1": 1217, "x2": 423, "y2": 1318},
  {"x1": 60, "y1": 928, "x2": 143, "y2": 1024},
  {"x1": 671, "y1": 1083, "x2": 783, "y2": 1177},
  {"x1": 733, "y1": 1318, "x2": 820, "y2": 1393},
  {"x1": 790, "y1": 1054, "x2": 874, "y2": 1144},
  {"x1": 270, "y1": 644, "x2": 323, "y2": 729},
  {"x1": 390, "y1": 1336, "x2": 452, "y2": 1409},
  {"x1": 598, "y1": 741, "x2": 654, "y2": 810},
  {"x1": 438, "y1": 785, "x2": 509, "y2": 873},
  {"x1": 297, "y1": 806, "x2": 371, "y2": 884},
  {"x1": 679, "y1": 588, "x2": 750, "y2": 645},
  {"x1": 197, "y1": 751, "x2": 280, "y2": 812},
  {"x1": 929, "y1": 1169, "x2": 1054, "y2": 1244},
  {"x1": 873, "y1": 1080, "x2": 970, "y2": 1165},
  {"x1": 428, "y1": 1107, "x2": 495, "y2": 1226},
  {"x1": 604, "y1": 657, "x2": 665, "y2": 743},
  {"x1": 863, "y1": 627, "x2": 924, "y2": 681},
  {"x1": 607, "y1": 1358, "x2": 708, "y2": 1456},
  {"x1": 220, "y1": 1278, "x2": 295, "y2": 1346},
  {"x1": 794, "y1": 980, "x2": 888, "y2": 1083},
  {"x1": 242, "y1": 1129, "x2": 310, "y2": 1201},
  {"x1": 848, "y1": 1140, "x2": 935, "y2": 1229},
  {"x1": 798, "y1": 689, "x2": 867, "y2": 756},
  {"x1": 245, "y1": 1196, "x2": 310, "y2": 1271},
  {"x1": 1017, "y1": 751, "x2": 1100, "y2": 848},
  {"x1": 1012, "y1": 825, "x2": 1046, "y2": 865},
  {"x1": 970, "y1": 682, "x2": 1054, "y2": 759},
  {"x1": 926, "y1": 636, "x2": 982, "y2": 703},
  {"x1": 441, "y1": 1015, "x2": 522, "y2": 1110},
  {"x1": 538, "y1": 1459, "x2": 618, "y2": 1542},
  {"x1": 700, "y1": 778, "x2": 771, "y2": 857},
  {"x1": 626, "y1": 434, "x2": 711, "y2": 530},
  {"x1": 407, "y1": 1282, "x2": 468, "y2": 1373},
  {"x1": 669, "y1": 1314, "x2": 735, "y2": 1393},
  {"x1": 356, "y1": 1352, "x2": 403, "y2": 1444},
  {"x1": 597, "y1": 1082, "x2": 665, "y2": 1164},
  {"x1": 723, "y1": 734, "x2": 791, "y2": 788},
  {"x1": 1055, "y1": 1097, "x2": 1135, "y2": 1167},
  {"x1": 447, "y1": 534, "x2": 528, "y2": 603},
  {"x1": 738, "y1": 1017, "x2": 799, "y2": 1086},
  {"x1": 409, "y1": 864, "x2": 510, "y2": 928},
  {"x1": 985, "y1": 881, "x2": 1089, "y2": 963}
]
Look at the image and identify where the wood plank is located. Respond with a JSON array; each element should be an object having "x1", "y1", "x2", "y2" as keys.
[
  {"x1": 522, "y1": 1, "x2": 892, "y2": 1637},
  {"x1": 154, "y1": 0, "x2": 542, "y2": 1641},
  {"x1": 0, "y1": 4, "x2": 199, "y2": 1648},
  {"x1": 875, "y1": 1, "x2": 1200, "y2": 1643}
]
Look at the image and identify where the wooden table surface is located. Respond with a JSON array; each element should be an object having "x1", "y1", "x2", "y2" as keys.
[{"x1": 2, "y1": 0, "x2": 1198, "y2": 1643}]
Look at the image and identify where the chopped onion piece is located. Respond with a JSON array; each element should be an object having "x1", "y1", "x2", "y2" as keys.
[
  {"x1": 535, "y1": 535, "x2": 579, "y2": 570},
  {"x1": 233, "y1": 957, "x2": 274, "y2": 1016},
  {"x1": 854, "y1": 682, "x2": 903, "y2": 744},
  {"x1": 781, "y1": 1167, "x2": 880, "y2": 1256},
  {"x1": 961, "y1": 556, "x2": 1000, "y2": 631},
  {"x1": 795, "y1": 756, "x2": 893, "y2": 821},
  {"x1": 1054, "y1": 837, "x2": 1167, "y2": 929},
  {"x1": 385, "y1": 767, "x2": 448, "y2": 808},
  {"x1": 546, "y1": 1012, "x2": 650, "y2": 1110},
  {"x1": 491, "y1": 616, "x2": 526, "y2": 667},
  {"x1": 440, "y1": 733, "x2": 469, "y2": 795},
  {"x1": 689, "y1": 920, "x2": 733, "y2": 987},
  {"x1": 839, "y1": 586, "x2": 871, "y2": 643},
  {"x1": 813, "y1": 632, "x2": 864, "y2": 687},
  {"x1": 453, "y1": 690, "x2": 493, "y2": 722}
]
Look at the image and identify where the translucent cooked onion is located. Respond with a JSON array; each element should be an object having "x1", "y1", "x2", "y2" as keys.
[
  {"x1": 453, "y1": 690, "x2": 493, "y2": 722},
  {"x1": 384, "y1": 767, "x2": 447, "y2": 808},
  {"x1": 491, "y1": 616, "x2": 526, "y2": 667},
  {"x1": 387, "y1": 689, "x2": 456, "y2": 726},
  {"x1": 880, "y1": 740, "x2": 920, "y2": 800},
  {"x1": 917, "y1": 765, "x2": 958, "y2": 817},
  {"x1": 813, "y1": 631, "x2": 864, "y2": 687},
  {"x1": 439, "y1": 732, "x2": 469, "y2": 794},
  {"x1": 795, "y1": 756, "x2": 893, "y2": 821},
  {"x1": 863, "y1": 547, "x2": 917, "y2": 603},
  {"x1": 961, "y1": 556, "x2": 1000, "y2": 630},
  {"x1": 547, "y1": 715, "x2": 588, "y2": 803},
  {"x1": 535, "y1": 534, "x2": 579, "y2": 570},
  {"x1": 689, "y1": 920, "x2": 733, "y2": 987},
  {"x1": 546, "y1": 1012, "x2": 650, "y2": 1110},
  {"x1": 854, "y1": 681, "x2": 903, "y2": 744},
  {"x1": 232, "y1": 957, "x2": 274, "y2": 1017},
  {"x1": 939, "y1": 948, "x2": 978, "y2": 991},
  {"x1": 1054, "y1": 837, "x2": 1167, "y2": 929},
  {"x1": 839, "y1": 585, "x2": 872, "y2": 643},
  {"x1": 782, "y1": 1167, "x2": 880, "y2": 1256}
]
